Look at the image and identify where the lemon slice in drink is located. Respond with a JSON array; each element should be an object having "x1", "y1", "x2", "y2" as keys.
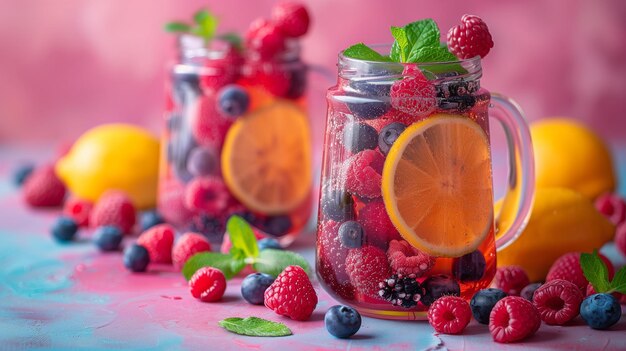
[{"x1": 381, "y1": 114, "x2": 494, "y2": 258}]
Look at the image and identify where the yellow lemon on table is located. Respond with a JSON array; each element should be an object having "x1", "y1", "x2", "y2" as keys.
[
  {"x1": 56, "y1": 124, "x2": 160, "y2": 209},
  {"x1": 531, "y1": 118, "x2": 616, "y2": 199},
  {"x1": 497, "y1": 187, "x2": 614, "y2": 282}
]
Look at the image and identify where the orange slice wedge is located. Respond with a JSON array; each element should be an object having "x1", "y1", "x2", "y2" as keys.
[
  {"x1": 221, "y1": 101, "x2": 311, "y2": 214},
  {"x1": 381, "y1": 114, "x2": 494, "y2": 258}
]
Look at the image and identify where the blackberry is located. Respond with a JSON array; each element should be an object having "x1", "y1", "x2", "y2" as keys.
[
  {"x1": 436, "y1": 79, "x2": 479, "y2": 111},
  {"x1": 378, "y1": 274, "x2": 423, "y2": 308}
]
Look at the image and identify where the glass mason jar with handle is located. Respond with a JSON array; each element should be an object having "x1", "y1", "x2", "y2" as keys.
[{"x1": 317, "y1": 48, "x2": 534, "y2": 320}]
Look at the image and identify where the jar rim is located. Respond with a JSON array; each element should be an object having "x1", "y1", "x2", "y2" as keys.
[{"x1": 338, "y1": 43, "x2": 481, "y2": 66}]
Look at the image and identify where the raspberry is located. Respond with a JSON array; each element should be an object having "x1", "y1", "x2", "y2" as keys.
[
  {"x1": 63, "y1": 197, "x2": 93, "y2": 227},
  {"x1": 427, "y1": 296, "x2": 472, "y2": 334},
  {"x1": 387, "y1": 239, "x2": 434, "y2": 277},
  {"x1": 264, "y1": 265, "x2": 318, "y2": 321},
  {"x1": 90, "y1": 191, "x2": 136, "y2": 234},
  {"x1": 198, "y1": 46, "x2": 242, "y2": 92},
  {"x1": 158, "y1": 179, "x2": 194, "y2": 226},
  {"x1": 317, "y1": 220, "x2": 355, "y2": 300},
  {"x1": 594, "y1": 192, "x2": 626, "y2": 227},
  {"x1": 489, "y1": 296, "x2": 540, "y2": 343},
  {"x1": 345, "y1": 245, "x2": 391, "y2": 298},
  {"x1": 172, "y1": 232, "x2": 212, "y2": 270},
  {"x1": 248, "y1": 62, "x2": 291, "y2": 97},
  {"x1": 190, "y1": 94, "x2": 233, "y2": 148},
  {"x1": 494, "y1": 266, "x2": 530, "y2": 296},
  {"x1": 271, "y1": 2, "x2": 310, "y2": 38},
  {"x1": 532, "y1": 279, "x2": 583, "y2": 325},
  {"x1": 390, "y1": 66, "x2": 436, "y2": 117},
  {"x1": 344, "y1": 149, "x2": 384, "y2": 199},
  {"x1": 447, "y1": 14, "x2": 494, "y2": 59},
  {"x1": 189, "y1": 267, "x2": 226, "y2": 302},
  {"x1": 245, "y1": 19, "x2": 285, "y2": 60},
  {"x1": 184, "y1": 176, "x2": 230, "y2": 214},
  {"x1": 615, "y1": 223, "x2": 626, "y2": 256},
  {"x1": 358, "y1": 200, "x2": 402, "y2": 249},
  {"x1": 546, "y1": 252, "x2": 588, "y2": 293},
  {"x1": 380, "y1": 108, "x2": 427, "y2": 126},
  {"x1": 23, "y1": 165, "x2": 66, "y2": 207},
  {"x1": 137, "y1": 224, "x2": 175, "y2": 264}
]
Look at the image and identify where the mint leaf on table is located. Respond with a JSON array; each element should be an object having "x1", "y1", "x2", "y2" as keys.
[
  {"x1": 343, "y1": 43, "x2": 391, "y2": 62},
  {"x1": 609, "y1": 266, "x2": 626, "y2": 294},
  {"x1": 580, "y1": 250, "x2": 611, "y2": 293},
  {"x1": 252, "y1": 249, "x2": 311, "y2": 278},
  {"x1": 226, "y1": 216, "x2": 259, "y2": 260},
  {"x1": 164, "y1": 22, "x2": 192, "y2": 33},
  {"x1": 389, "y1": 19, "x2": 440, "y2": 62},
  {"x1": 219, "y1": 317, "x2": 292, "y2": 337},
  {"x1": 182, "y1": 252, "x2": 244, "y2": 280}
]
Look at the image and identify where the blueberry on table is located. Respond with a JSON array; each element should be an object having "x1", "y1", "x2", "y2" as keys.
[
  {"x1": 338, "y1": 221, "x2": 364, "y2": 248},
  {"x1": 93, "y1": 226, "x2": 123, "y2": 252},
  {"x1": 12, "y1": 163, "x2": 35, "y2": 187},
  {"x1": 520, "y1": 282, "x2": 543, "y2": 301},
  {"x1": 470, "y1": 288, "x2": 507, "y2": 324},
  {"x1": 140, "y1": 210, "x2": 165, "y2": 231},
  {"x1": 580, "y1": 293, "x2": 621, "y2": 330},
  {"x1": 217, "y1": 84, "x2": 250, "y2": 117},
  {"x1": 123, "y1": 244, "x2": 150, "y2": 272},
  {"x1": 452, "y1": 250, "x2": 486, "y2": 282},
  {"x1": 51, "y1": 216, "x2": 78, "y2": 242},
  {"x1": 343, "y1": 122, "x2": 378, "y2": 153},
  {"x1": 241, "y1": 273, "x2": 275, "y2": 305},
  {"x1": 325, "y1": 305, "x2": 362, "y2": 339},
  {"x1": 258, "y1": 238, "x2": 282, "y2": 251},
  {"x1": 378, "y1": 122, "x2": 406, "y2": 155}
]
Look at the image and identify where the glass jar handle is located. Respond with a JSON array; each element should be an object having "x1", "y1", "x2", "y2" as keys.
[{"x1": 489, "y1": 93, "x2": 535, "y2": 251}]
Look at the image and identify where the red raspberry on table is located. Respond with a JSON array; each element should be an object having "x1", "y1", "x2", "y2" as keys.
[
  {"x1": 317, "y1": 220, "x2": 354, "y2": 300},
  {"x1": 90, "y1": 190, "x2": 136, "y2": 234},
  {"x1": 489, "y1": 296, "x2": 540, "y2": 343},
  {"x1": 184, "y1": 176, "x2": 230, "y2": 214},
  {"x1": 271, "y1": 2, "x2": 310, "y2": 38},
  {"x1": 190, "y1": 94, "x2": 233, "y2": 148},
  {"x1": 345, "y1": 245, "x2": 391, "y2": 298},
  {"x1": 387, "y1": 239, "x2": 435, "y2": 277},
  {"x1": 63, "y1": 197, "x2": 93, "y2": 227},
  {"x1": 447, "y1": 14, "x2": 494, "y2": 59},
  {"x1": 245, "y1": 19, "x2": 285, "y2": 60},
  {"x1": 172, "y1": 232, "x2": 212, "y2": 271},
  {"x1": 158, "y1": 179, "x2": 194, "y2": 227},
  {"x1": 264, "y1": 265, "x2": 318, "y2": 321},
  {"x1": 494, "y1": 266, "x2": 530, "y2": 296},
  {"x1": 344, "y1": 149, "x2": 384, "y2": 199},
  {"x1": 390, "y1": 66, "x2": 436, "y2": 117},
  {"x1": 137, "y1": 224, "x2": 175, "y2": 264},
  {"x1": 358, "y1": 200, "x2": 402, "y2": 249},
  {"x1": 616, "y1": 223, "x2": 626, "y2": 256},
  {"x1": 427, "y1": 296, "x2": 472, "y2": 334},
  {"x1": 532, "y1": 279, "x2": 583, "y2": 325},
  {"x1": 23, "y1": 165, "x2": 66, "y2": 207},
  {"x1": 189, "y1": 267, "x2": 226, "y2": 302},
  {"x1": 595, "y1": 192, "x2": 626, "y2": 227}
]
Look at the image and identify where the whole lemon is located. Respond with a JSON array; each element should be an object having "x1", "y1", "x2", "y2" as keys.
[
  {"x1": 531, "y1": 118, "x2": 616, "y2": 199},
  {"x1": 497, "y1": 187, "x2": 614, "y2": 282},
  {"x1": 56, "y1": 124, "x2": 160, "y2": 209}
]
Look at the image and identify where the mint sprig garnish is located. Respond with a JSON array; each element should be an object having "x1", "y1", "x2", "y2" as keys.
[
  {"x1": 165, "y1": 8, "x2": 242, "y2": 47},
  {"x1": 344, "y1": 43, "x2": 392, "y2": 62},
  {"x1": 581, "y1": 250, "x2": 626, "y2": 294},
  {"x1": 219, "y1": 317, "x2": 292, "y2": 337},
  {"x1": 182, "y1": 216, "x2": 310, "y2": 280}
]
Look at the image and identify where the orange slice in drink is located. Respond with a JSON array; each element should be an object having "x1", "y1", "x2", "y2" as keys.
[
  {"x1": 221, "y1": 101, "x2": 311, "y2": 214},
  {"x1": 381, "y1": 114, "x2": 494, "y2": 258}
]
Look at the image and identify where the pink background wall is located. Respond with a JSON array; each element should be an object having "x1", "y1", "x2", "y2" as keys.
[{"x1": 1, "y1": 0, "x2": 625, "y2": 145}]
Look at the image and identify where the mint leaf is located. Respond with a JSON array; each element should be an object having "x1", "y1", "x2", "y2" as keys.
[
  {"x1": 219, "y1": 317, "x2": 292, "y2": 337},
  {"x1": 252, "y1": 249, "x2": 310, "y2": 277},
  {"x1": 407, "y1": 46, "x2": 457, "y2": 63},
  {"x1": 191, "y1": 9, "x2": 218, "y2": 41},
  {"x1": 609, "y1": 266, "x2": 626, "y2": 294},
  {"x1": 580, "y1": 251, "x2": 610, "y2": 293},
  {"x1": 390, "y1": 19, "x2": 440, "y2": 62},
  {"x1": 164, "y1": 22, "x2": 191, "y2": 33},
  {"x1": 344, "y1": 43, "x2": 391, "y2": 62},
  {"x1": 226, "y1": 216, "x2": 259, "y2": 260},
  {"x1": 182, "y1": 252, "x2": 244, "y2": 280}
]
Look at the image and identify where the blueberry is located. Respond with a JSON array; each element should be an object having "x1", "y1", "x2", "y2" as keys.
[
  {"x1": 580, "y1": 293, "x2": 621, "y2": 330},
  {"x1": 93, "y1": 226, "x2": 123, "y2": 251},
  {"x1": 123, "y1": 244, "x2": 150, "y2": 272},
  {"x1": 217, "y1": 84, "x2": 250, "y2": 117},
  {"x1": 324, "y1": 305, "x2": 362, "y2": 339},
  {"x1": 258, "y1": 238, "x2": 282, "y2": 251},
  {"x1": 260, "y1": 215, "x2": 292, "y2": 237},
  {"x1": 12, "y1": 163, "x2": 34, "y2": 187},
  {"x1": 421, "y1": 275, "x2": 461, "y2": 306},
  {"x1": 241, "y1": 273, "x2": 275, "y2": 305},
  {"x1": 378, "y1": 122, "x2": 406, "y2": 155},
  {"x1": 166, "y1": 113, "x2": 182, "y2": 131},
  {"x1": 345, "y1": 78, "x2": 392, "y2": 120},
  {"x1": 343, "y1": 122, "x2": 378, "y2": 153},
  {"x1": 470, "y1": 288, "x2": 507, "y2": 324},
  {"x1": 338, "y1": 221, "x2": 364, "y2": 248},
  {"x1": 51, "y1": 216, "x2": 78, "y2": 242},
  {"x1": 452, "y1": 250, "x2": 486, "y2": 282},
  {"x1": 140, "y1": 210, "x2": 165, "y2": 231},
  {"x1": 286, "y1": 65, "x2": 308, "y2": 99},
  {"x1": 169, "y1": 133, "x2": 197, "y2": 183},
  {"x1": 346, "y1": 101, "x2": 390, "y2": 120},
  {"x1": 186, "y1": 146, "x2": 218, "y2": 177},
  {"x1": 171, "y1": 72, "x2": 201, "y2": 105},
  {"x1": 321, "y1": 190, "x2": 355, "y2": 222},
  {"x1": 520, "y1": 282, "x2": 543, "y2": 301}
]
